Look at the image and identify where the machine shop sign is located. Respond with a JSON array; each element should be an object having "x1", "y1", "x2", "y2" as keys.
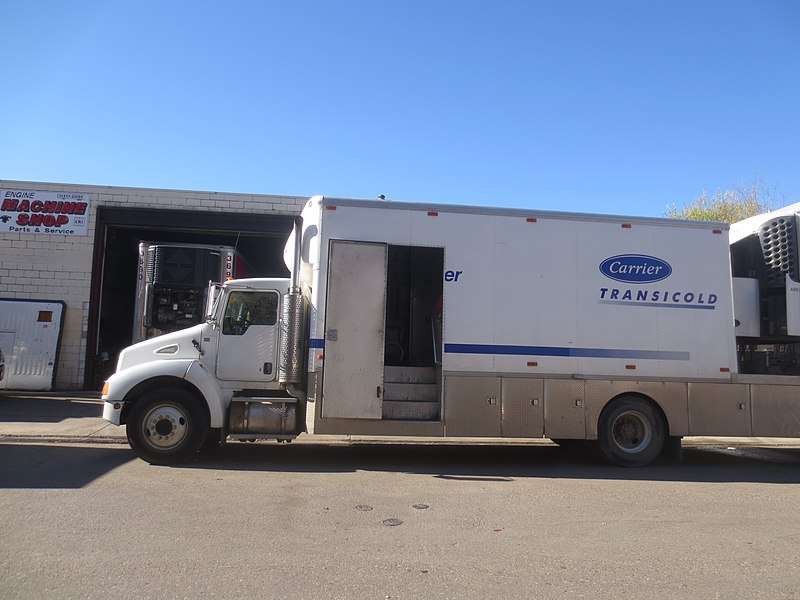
[
  {"x1": 1, "y1": 189, "x2": 91, "y2": 236},
  {"x1": 599, "y1": 254, "x2": 672, "y2": 283}
]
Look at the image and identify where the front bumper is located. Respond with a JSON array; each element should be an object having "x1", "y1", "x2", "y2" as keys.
[{"x1": 102, "y1": 400, "x2": 126, "y2": 426}]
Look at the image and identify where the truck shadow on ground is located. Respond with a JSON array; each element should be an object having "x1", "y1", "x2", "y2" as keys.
[
  {"x1": 0, "y1": 393, "x2": 102, "y2": 423},
  {"x1": 190, "y1": 442, "x2": 800, "y2": 484},
  {"x1": 1, "y1": 442, "x2": 797, "y2": 490},
  {"x1": 0, "y1": 444, "x2": 133, "y2": 489}
]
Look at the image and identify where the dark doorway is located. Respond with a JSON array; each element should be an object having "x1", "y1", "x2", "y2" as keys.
[
  {"x1": 87, "y1": 207, "x2": 295, "y2": 389},
  {"x1": 384, "y1": 245, "x2": 444, "y2": 367}
]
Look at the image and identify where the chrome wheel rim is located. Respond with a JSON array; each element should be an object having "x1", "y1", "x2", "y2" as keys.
[
  {"x1": 611, "y1": 410, "x2": 652, "y2": 454},
  {"x1": 141, "y1": 403, "x2": 189, "y2": 451}
]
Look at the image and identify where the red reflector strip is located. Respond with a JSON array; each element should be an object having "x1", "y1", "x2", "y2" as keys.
[
  {"x1": 526, "y1": 217, "x2": 537, "y2": 223},
  {"x1": 713, "y1": 229, "x2": 723, "y2": 234},
  {"x1": 325, "y1": 205, "x2": 337, "y2": 211},
  {"x1": 527, "y1": 361, "x2": 538, "y2": 367},
  {"x1": 625, "y1": 364, "x2": 636, "y2": 370},
  {"x1": 427, "y1": 211, "x2": 438, "y2": 217},
  {"x1": 621, "y1": 224, "x2": 632, "y2": 229},
  {"x1": 720, "y1": 367, "x2": 730, "y2": 372}
]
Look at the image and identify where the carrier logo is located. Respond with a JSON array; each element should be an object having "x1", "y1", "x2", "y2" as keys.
[{"x1": 599, "y1": 255, "x2": 672, "y2": 284}]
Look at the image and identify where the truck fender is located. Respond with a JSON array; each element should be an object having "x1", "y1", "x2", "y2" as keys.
[
  {"x1": 105, "y1": 359, "x2": 195, "y2": 403},
  {"x1": 105, "y1": 359, "x2": 224, "y2": 428},
  {"x1": 184, "y1": 361, "x2": 226, "y2": 428}
]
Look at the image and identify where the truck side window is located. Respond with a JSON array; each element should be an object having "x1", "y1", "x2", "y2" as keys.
[{"x1": 222, "y1": 291, "x2": 279, "y2": 335}]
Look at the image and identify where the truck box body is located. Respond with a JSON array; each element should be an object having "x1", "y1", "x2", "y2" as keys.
[
  {"x1": 297, "y1": 197, "x2": 739, "y2": 438},
  {"x1": 304, "y1": 198, "x2": 735, "y2": 381}
]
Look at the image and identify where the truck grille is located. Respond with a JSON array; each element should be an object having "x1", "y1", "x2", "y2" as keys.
[{"x1": 759, "y1": 215, "x2": 799, "y2": 285}]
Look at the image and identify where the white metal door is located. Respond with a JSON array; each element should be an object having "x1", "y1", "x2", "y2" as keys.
[
  {"x1": 0, "y1": 300, "x2": 65, "y2": 391},
  {"x1": 216, "y1": 290, "x2": 280, "y2": 382},
  {"x1": 322, "y1": 241, "x2": 387, "y2": 419}
]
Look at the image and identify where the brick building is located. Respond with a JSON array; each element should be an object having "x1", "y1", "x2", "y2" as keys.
[{"x1": 0, "y1": 180, "x2": 305, "y2": 390}]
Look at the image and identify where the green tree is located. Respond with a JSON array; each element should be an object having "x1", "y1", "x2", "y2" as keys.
[{"x1": 665, "y1": 180, "x2": 779, "y2": 223}]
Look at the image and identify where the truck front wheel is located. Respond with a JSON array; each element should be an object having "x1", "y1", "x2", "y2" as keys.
[
  {"x1": 597, "y1": 396, "x2": 665, "y2": 467},
  {"x1": 126, "y1": 388, "x2": 209, "y2": 465}
]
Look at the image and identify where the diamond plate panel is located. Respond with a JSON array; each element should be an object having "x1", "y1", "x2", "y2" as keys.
[
  {"x1": 444, "y1": 376, "x2": 501, "y2": 437},
  {"x1": 544, "y1": 379, "x2": 585, "y2": 438},
  {"x1": 501, "y1": 378, "x2": 544, "y2": 438},
  {"x1": 383, "y1": 401, "x2": 440, "y2": 421},
  {"x1": 688, "y1": 383, "x2": 751, "y2": 436},
  {"x1": 751, "y1": 385, "x2": 800, "y2": 437}
]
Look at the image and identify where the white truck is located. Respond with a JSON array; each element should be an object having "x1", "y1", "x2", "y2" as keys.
[{"x1": 101, "y1": 196, "x2": 800, "y2": 466}]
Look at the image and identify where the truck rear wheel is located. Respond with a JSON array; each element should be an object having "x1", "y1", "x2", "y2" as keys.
[
  {"x1": 126, "y1": 387, "x2": 209, "y2": 465},
  {"x1": 597, "y1": 396, "x2": 665, "y2": 467}
]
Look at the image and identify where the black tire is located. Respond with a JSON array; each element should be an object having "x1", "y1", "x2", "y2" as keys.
[
  {"x1": 597, "y1": 396, "x2": 665, "y2": 467},
  {"x1": 126, "y1": 387, "x2": 209, "y2": 465},
  {"x1": 202, "y1": 428, "x2": 223, "y2": 453}
]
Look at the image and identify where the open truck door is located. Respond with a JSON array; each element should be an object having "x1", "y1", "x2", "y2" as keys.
[{"x1": 321, "y1": 241, "x2": 387, "y2": 419}]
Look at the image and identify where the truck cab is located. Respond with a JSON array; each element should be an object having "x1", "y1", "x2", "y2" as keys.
[{"x1": 102, "y1": 277, "x2": 301, "y2": 463}]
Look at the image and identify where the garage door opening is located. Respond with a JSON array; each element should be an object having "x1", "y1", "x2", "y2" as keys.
[{"x1": 87, "y1": 207, "x2": 295, "y2": 388}]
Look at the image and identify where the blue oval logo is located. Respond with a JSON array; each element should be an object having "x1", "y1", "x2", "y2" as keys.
[{"x1": 599, "y1": 254, "x2": 672, "y2": 284}]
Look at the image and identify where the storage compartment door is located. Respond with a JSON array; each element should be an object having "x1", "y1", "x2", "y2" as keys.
[
  {"x1": 322, "y1": 241, "x2": 387, "y2": 419},
  {"x1": 444, "y1": 376, "x2": 502, "y2": 437},
  {"x1": 502, "y1": 378, "x2": 544, "y2": 438}
]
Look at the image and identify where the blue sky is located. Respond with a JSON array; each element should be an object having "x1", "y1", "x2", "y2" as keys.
[{"x1": 1, "y1": 0, "x2": 798, "y2": 217}]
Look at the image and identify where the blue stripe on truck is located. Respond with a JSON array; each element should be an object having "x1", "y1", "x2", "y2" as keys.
[{"x1": 444, "y1": 343, "x2": 689, "y2": 361}]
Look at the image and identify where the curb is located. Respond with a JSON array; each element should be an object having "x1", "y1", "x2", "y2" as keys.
[{"x1": 0, "y1": 435, "x2": 128, "y2": 445}]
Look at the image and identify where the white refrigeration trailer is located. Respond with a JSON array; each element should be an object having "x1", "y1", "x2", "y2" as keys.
[
  {"x1": 101, "y1": 196, "x2": 800, "y2": 466},
  {"x1": 132, "y1": 242, "x2": 236, "y2": 343}
]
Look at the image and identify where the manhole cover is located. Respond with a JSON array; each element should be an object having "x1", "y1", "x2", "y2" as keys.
[{"x1": 383, "y1": 518, "x2": 403, "y2": 527}]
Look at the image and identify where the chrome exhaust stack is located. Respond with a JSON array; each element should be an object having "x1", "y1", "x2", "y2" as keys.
[{"x1": 279, "y1": 217, "x2": 306, "y2": 389}]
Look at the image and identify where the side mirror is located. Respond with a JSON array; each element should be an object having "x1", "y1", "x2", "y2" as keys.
[{"x1": 206, "y1": 282, "x2": 224, "y2": 322}]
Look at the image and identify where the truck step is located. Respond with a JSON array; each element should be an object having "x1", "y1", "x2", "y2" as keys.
[
  {"x1": 383, "y1": 382, "x2": 438, "y2": 402},
  {"x1": 382, "y1": 400, "x2": 440, "y2": 421},
  {"x1": 383, "y1": 366, "x2": 436, "y2": 384},
  {"x1": 230, "y1": 396, "x2": 297, "y2": 403}
]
